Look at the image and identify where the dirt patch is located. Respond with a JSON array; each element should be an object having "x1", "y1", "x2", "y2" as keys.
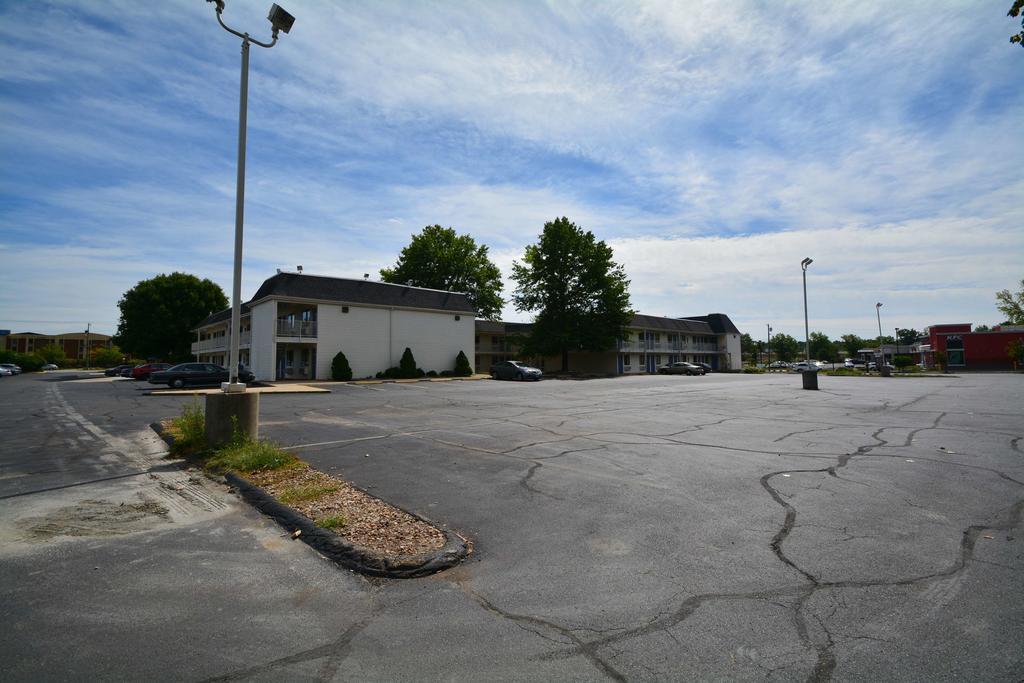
[
  {"x1": 20, "y1": 499, "x2": 171, "y2": 541},
  {"x1": 247, "y1": 464, "x2": 445, "y2": 556}
]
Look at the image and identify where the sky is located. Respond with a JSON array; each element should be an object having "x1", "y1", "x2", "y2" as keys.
[{"x1": 1, "y1": 0, "x2": 1022, "y2": 342}]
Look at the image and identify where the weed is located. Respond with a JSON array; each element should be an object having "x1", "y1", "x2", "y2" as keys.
[
  {"x1": 279, "y1": 482, "x2": 341, "y2": 505},
  {"x1": 205, "y1": 439, "x2": 298, "y2": 474},
  {"x1": 315, "y1": 514, "x2": 347, "y2": 530},
  {"x1": 169, "y1": 397, "x2": 206, "y2": 455}
]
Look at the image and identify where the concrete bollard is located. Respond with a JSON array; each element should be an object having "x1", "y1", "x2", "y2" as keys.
[{"x1": 205, "y1": 391, "x2": 259, "y2": 448}]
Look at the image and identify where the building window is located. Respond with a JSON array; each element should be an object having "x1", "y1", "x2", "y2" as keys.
[{"x1": 622, "y1": 354, "x2": 631, "y2": 367}]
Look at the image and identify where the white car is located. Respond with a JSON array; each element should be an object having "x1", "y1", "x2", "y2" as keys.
[
  {"x1": 791, "y1": 360, "x2": 824, "y2": 372},
  {"x1": 41, "y1": 363, "x2": 59, "y2": 371},
  {"x1": 0, "y1": 366, "x2": 11, "y2": 377},
  {"x1": 0, "y1": 363, "x2": 21, "y2": 375}
]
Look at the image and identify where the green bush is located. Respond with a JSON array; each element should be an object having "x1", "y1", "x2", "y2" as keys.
[
  {"x1": 454, "y1": 350, "x2": 473, "y2": 377},
  {"x1": 331, "y1": 350, "x2": 353, "y2": 381},
  {"x1": 399, "y1": 347, "x2": 418, "y2": 378},
  {"x1": 893, "y1": 355, "x2": 914, "y2": 370},
  {"x1": 34, "y1": 344, "x2": 68, "y2": 366},
  {"x1": 91, "y1": 347, "x2": 125, "y2": 367},
  {"x1": 742, "y1": 366, "x2": 764, "y2": 374},
  {"x1": 425, "y1": 370, "x2": 438, "y2": 377},
  {"x1": 0, "y1": 351, "x2": 45, "y2": 372}
]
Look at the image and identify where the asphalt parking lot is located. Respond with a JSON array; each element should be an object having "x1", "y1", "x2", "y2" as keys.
[{"x1": 2, "y1": 371, "x2": 1022, "y2": 681}]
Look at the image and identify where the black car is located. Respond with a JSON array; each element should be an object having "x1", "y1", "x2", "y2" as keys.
[
  {"x1": 149, "y1": 363, "x2": 256, "y2": 388},
  {"x1": 694, "y1": 362, "x2": 713, "y2": 373},
  {"x1": 490, "y1": 360, "x2": 542, "y2": 381},
  {"x1": 105, "y1": 364, "x2": 134, "y2": 377}
]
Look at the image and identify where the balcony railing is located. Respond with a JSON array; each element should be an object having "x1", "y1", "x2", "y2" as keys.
[
  {"x1": 191, "y1": 331, "x2": 251, "y2": 354},
  {"x1": 618, "y1": 341, "x2": 721, "y2": 353},
  {"x1": 277, "y1": 319, "x2": 317, "y2": 338}
]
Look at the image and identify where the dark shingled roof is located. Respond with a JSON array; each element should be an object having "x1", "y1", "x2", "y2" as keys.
[
  {"x1": 195, "y1": 273, "x2": 475, "y2": 330},
  {"x1": 679, "y1": 313, "x2": 741, "y2": 335},
  {"x1": 194, "y1": 303, "x2": 251, "y2": 330},
  {"x1": 630, "y1": 314, "x2": 713, "y2": 334}
]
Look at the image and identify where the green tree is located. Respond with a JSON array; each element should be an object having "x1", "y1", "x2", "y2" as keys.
[
  {"x1": 1010, "y1": 1, "x2": 1024, "y2": 46},
  {"x1": 740, "y1": 333, "x2": 755, "y2": 358},
  {"x1": 895, "y1": 328, "x2": 921, "y2": 345},
  {"x1": 893, "y1": 355, "x2": 914, "y2": 371},
  {"x1": 331, "y1": 350, "x2": 353, "y2": 381},
  {"x1": 380, "y1": 225, "x2": 504, "y2": 320},
  {"x1": 770, "y1": 333, "x2": 800, "y2": 362},
  {"x1": 809, "y1": 332, "x2": 836, "y2": 361},
  {"x1": 35, "y1": 344, "x2": 68, "y2": 366},
  {"x1": 454, "y1": 350, "x2": 473, "y2": 377},
  {"x1": 1007, "y1": 339, "x2": 1024, "y2": 369},
  {"x1": 974, "y1": 324, "x2": 992, "y2": 332},
  {"x1": 511, "y1": 217, "x2": 632, "y2": 372},
  {"x1": 995, "y1": 278, "x2": 1024, "y2": 324},
  {"x1": 92, "y1": 346, "x2": 126, "y2": 367},
  {"x1": 114, "y1": 273, "x2": 228, "y2": 362},
  {"x1": 838, "y1": 334, "x2": 867, "y2": 358},
  {"x1": 398, "y1": 347, "x2": 420, "y2": 379}
]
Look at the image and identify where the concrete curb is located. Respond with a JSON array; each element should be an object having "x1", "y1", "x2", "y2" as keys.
[
  {"x1": 225, "y1": 472, "x2": 470, "y2": 579},
  {"x1": 149, "y1": 421, "x2": 470, "y2": 579}
]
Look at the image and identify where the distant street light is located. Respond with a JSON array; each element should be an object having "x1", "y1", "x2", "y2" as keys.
[
  {"x1": 206, "y1": 0, "x2": 294, "y2": 393},
  {"x1": 766, "y1": 323, "x2": 772, "y2": 368},
  {"x1": 801, "y1": 258, "x2": 813, "y2": 361},
  {"x1": 876, "y1": 302, "x2": 884, "y2": 366}
]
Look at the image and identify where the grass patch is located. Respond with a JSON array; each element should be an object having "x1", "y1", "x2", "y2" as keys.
[
  {"x1": 315, "y1": 514, "x2": 347, "y2": 530},
  {"x1": 278, "y1": 482, "x2": 342, "y2": 505},
  {"x1": 167, "y1": 397, "x2": 206, "y2": 455},
  {"x1": 204, "y1": 438, "x2": 299, "y2": 474}
]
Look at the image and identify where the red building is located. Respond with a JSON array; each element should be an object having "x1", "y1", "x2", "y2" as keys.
[{"x1": 920, "y1": 324, "x2": 1024, "y2": 370}]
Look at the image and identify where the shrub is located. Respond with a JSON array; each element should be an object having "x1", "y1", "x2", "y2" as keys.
[
  {"x1": 331, "y1": 350, "x2": 353, "y2": 381},
  {"x1": 439, "y1": 369, "x2": 454, "y2": 377},
  {"x1": 454, "y1": 350, "x2": 473, "y2": 377},
  {"x1": 34, "y1": 344, "x2": 68, "y2": 366},
  {"x1": 893, "y1": 355, "x2": 914, "y2": 371},
  {"x1": 425, "y1": 370, "x2": 438, "y2": 377},
  {"x1": 92, "y1": 347, "x2": 126, "y2": 367},
  {"x1": 399, "y1": 347, "x2": 418, "y2": 378},
  {"x1": 0, "y1": 351, "x2": 45, "y2": 372},
  {"x1": 742, "y1": 366, "x2": 764, "y2": 374},
  {"x1": 316, "y1": 514, "x2": 347, "y2": 530}
]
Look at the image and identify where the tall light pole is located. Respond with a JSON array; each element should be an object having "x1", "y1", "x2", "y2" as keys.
[
  {"x1": 207, "y1": 0, "x2": 294, "y2": 393},
  {"x1": 766, "y1": 323, "x2": 772, "y2": 368},
  {"x1": 876, "y1": 302, "x2": 883, "y2": 367},
  {"x1": 801, "y1": 258, "x2": 813, "y2": 362}
]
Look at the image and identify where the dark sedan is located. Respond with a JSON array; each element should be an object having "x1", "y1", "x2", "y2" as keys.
[
  {"x1": 657, "y1": 361, "x2": 705, "y2": 376},
  {"x1": 149, "y1": 363, "x2": 255, "y2": 388},
  {"x1": 490, "y1": 360, "x2": 542, "y2": 381},
  {"x1": 105, "y1": 364, "x2": 134, "y2": 377}
]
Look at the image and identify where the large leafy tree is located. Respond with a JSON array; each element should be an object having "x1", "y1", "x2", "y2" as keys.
[
  {"x1": 839, "y1": 334, "x2": 867, "y2": 357},
  {"x1": 115, "y1": 272, "x2": 228, "y2": 362},
  {"x1": 809, "y1": 332, "x2": 836, "y2": 361},
  {"x1": 995, "y1": 277, "x2": 1024, "y2": 324},
  {"x1": 895, "y1": 328, "x2": 921, "y2": 345},
  {"x1": 380, "y1": 225, "x2": 504, "y2": 319},
  {"x1": 770, "y1": 333, "x2": 801, "y2": 362},
  {"x1": 511, "y1": 217, "x2": 632, "y2": 372}
]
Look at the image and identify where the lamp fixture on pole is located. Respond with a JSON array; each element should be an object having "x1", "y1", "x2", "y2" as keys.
[
  {"x1": 206, "y1": 0, "x2": 294, "y2": 393},
  {"x1": 800, "y1": 258, "x2": 813, "y2": 362}
]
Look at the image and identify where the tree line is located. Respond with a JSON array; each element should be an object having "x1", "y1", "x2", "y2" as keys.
[{"x1": 113, "y1": 218, "x2": 632, "y2": 371}]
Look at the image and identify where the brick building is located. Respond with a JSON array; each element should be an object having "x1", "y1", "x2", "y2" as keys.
[
  {"x1": 918, "y1": 324, "x2": 1024, "y2": 370},
  {"x1": 2, "y1": 331, "x2": 112, "y2": 360}
]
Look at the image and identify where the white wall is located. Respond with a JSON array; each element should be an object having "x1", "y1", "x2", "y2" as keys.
[
  {"x1": 723, "y1": 333, "x2": 741, "y2": 370},
  {"x1": 250, "y1": 300, "x2": 276, "y2": 381},
  {"x1": 390, "y1": 309, "x2": 474, "y2": 374},
  {"x1": 316, "y1": 304, "x2": 390, "y2": 379},
  {"x1": 317, "y1": 304, "x2": 473, "y2": 379}
]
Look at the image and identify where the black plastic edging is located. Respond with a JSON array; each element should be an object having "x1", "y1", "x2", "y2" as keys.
[{"x1": 224, "y1": 472, "x2": 469, "y2": 578}]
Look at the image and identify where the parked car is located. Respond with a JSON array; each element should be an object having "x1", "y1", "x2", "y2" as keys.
[
  {"x1": 41, "y1": 363, "x2": 58, "y2": 371},
  {"x1": 843, "y1": 358, "x2": 866, "y2": 368},
  {"x1": 119, "y1": 366, "x2": 134, "y2": 377},
  {"x1": 768, "y1": 361, "x2": 789, "y2": 369},
  {"x1": 489, "y1": 360, "x2": 542, "y2": 381},
  {"x1": 104, "y1": 364, "x2": 134, "y2": 377},
  {"x1": 694, "y1": 362, "x2": 713, "y2": 373},
  {"x1": 0, "y1": 363, "x2": 22, "y2": 375},
  {"x1": 131, "y1": 363, "x2": 172, "y2": 381},
  {"x1": 0, "y1": 366, "x2": 11, "y2": 377},
  {"x1": 790, "y1": 361, "x2": 825, "y2": 372},
  {"x1": 149, "y1": 363, "x2": 256, "y2": 388},
  {"x1": 658, "y1": 361, "x2": 705, "y2": 375},
  {"x1": 866, "y1": 362, "x2": 895, "y2": 371}
]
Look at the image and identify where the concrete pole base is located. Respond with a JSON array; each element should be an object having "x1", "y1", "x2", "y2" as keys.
[{"x1": 205, "y1": 391, "x2": 260, "y2": 449}]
